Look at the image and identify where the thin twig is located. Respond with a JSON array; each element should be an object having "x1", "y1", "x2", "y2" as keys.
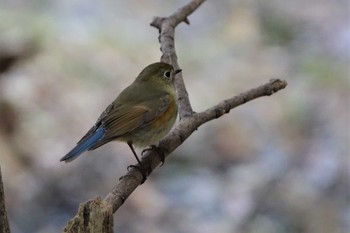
[
  {"x1": 64, "y1": 0, "x2": 288, "y2": 228},
  {"x1": 104, "y1": 79, "x2": 287, "y2": 212},
  {"x1": 104, "y1": 0, "x2": 288, "y2": 213},
  {"x1": 150, "y1": 0, "x2": 205, "y2": 118}
]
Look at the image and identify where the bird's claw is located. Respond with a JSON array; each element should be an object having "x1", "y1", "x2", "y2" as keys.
[
  {"x1": 128, "y1": 164, "x2": 148, "y2": 183},
  {"x1": 141, "y1": 145, "x2": 165, "y2": 166}
]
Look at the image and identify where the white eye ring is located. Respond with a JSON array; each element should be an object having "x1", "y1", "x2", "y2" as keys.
[{"x1": 164, "y1": 70, "x2": 171, "y2": 79}]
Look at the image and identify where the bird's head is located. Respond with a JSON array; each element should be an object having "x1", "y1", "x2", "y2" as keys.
[{"x1": 136, "y1": 62, "x2": 182, "y2": 88}]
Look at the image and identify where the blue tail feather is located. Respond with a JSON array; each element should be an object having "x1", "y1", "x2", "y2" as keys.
[{"x1": 60, "y1": 127, "x2": 105, "y2": 162}]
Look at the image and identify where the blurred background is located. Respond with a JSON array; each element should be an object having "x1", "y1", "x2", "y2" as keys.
[{"x1": 0, "y1": 0, "x2": 349, "y2": 232}]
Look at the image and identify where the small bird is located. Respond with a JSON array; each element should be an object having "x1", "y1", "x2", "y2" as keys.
[{"x1": 60, "y1": 62, "x2": 181, "y2": 170}]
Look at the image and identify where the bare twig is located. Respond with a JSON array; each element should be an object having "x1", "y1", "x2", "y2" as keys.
[
  {"x1": 150, "y1": 0, "x2": 205, "y2": 118},
  {"x1": 104, "y1": 79, "x2": 287, "y2": 212},
  {"x1": 64, "y1": 0, "x2": 287, "y2": 230}
]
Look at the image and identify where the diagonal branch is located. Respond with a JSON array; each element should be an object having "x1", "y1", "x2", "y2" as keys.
[
  {"x1": 63, "y1": 0, "x2": 287, "y2": 231},
  {"x1": 104, "y1": 79, "x2": 287, "y2": 213},
  {"x1": 103, "y1": 0, "x2": 287, "y2": 213}
]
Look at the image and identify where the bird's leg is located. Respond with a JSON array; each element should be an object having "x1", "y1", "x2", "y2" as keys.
[
  {"x1": 126, "y1": 141, "x2": 149, "y2": 183},
  {"x1": 128, "y1": 141, "x2": 142, "y2": 165},
  {"x1": 141, "y1": 145, "x2": 166, "y2": 166}
]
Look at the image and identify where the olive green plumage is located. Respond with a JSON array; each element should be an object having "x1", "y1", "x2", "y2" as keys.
[{"x1": 60, "y1": 62, "x2": 181, "y2": 163}]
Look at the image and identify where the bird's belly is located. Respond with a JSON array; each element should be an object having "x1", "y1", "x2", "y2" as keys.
[{"x1": 123, "y1": 116, "x2": 177, "y2": 147}]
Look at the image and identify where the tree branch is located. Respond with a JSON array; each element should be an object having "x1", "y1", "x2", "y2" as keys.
[
  {"x1": 150, "y1": 0, "x2": 205, "y2": 118},
  {"x1": 64, "y1": 0, "x2": 288, "y2": 231},
  {"x1": 104, "y1": 79, "x2": 287, "y2": 213},
  {"x1": 0, "y1": 166, "x2": 11, "y2": 233},
  {"x1": 106, "y1": 0, "x2": 288, "y2": 213}
]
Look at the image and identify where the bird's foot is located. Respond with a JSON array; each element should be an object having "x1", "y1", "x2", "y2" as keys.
[
  {"x1": 121, "y1": 164, "x2": 149, "y2": 184},
  {"x1": 142, "y1": 145, "x2": 166, "y2": 166}
]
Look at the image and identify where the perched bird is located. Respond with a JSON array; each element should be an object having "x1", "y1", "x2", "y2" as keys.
[{"x1": 60, "y1": 62, "x2": 181, "y2": 169}]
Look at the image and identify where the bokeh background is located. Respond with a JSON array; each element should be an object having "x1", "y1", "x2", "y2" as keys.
[{"x1": 0, "y1": 0, "x2": 349, "y2": 232}]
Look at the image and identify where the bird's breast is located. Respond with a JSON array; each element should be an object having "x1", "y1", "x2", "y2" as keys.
[{"x1": 152, "y1": 95, "x2": 178, "y2": 129}]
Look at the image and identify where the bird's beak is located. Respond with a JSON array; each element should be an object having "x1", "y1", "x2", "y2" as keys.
[{"x1": 175, "y1": 69, "x2": 182, "y2": 74}]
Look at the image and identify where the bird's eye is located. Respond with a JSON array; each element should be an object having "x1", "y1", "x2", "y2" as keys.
[{"x1": 164, "y1": 71, "x2": 171, "y2": 79}]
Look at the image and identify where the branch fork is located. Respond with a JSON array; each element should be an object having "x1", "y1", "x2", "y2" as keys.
[{"x1": 63, "y1": 0, "x2": 287, "y2": 231}]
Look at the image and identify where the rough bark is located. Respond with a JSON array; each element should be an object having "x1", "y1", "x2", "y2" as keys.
[
  {"x1": 0, "y1": 166, "x2": 10, "y2": 233},
  {"x1": 62, "y1": 197, "x2": 113, "y2": 233}
]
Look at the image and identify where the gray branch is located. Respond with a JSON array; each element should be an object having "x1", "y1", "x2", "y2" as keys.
[{"x1": 63, "y1": 0, "x2": 287, "y2": 231}]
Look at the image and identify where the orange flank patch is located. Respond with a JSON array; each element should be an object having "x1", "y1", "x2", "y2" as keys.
[{"x1": 152, "y1": 96, "x2": 177, "y2": 128}]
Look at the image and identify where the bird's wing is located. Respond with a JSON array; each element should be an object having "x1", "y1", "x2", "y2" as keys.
[
  {"x1": 102, "y1": 94, "x2": 172, "y2": 138},
  {"x1": 78, "y1": 94, "x2": 174, "y2": 150}
]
